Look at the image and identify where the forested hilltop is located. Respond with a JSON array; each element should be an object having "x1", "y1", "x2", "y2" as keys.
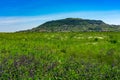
[{"x1": 21, "y1": 18, "x2": 120, "y2": 32}]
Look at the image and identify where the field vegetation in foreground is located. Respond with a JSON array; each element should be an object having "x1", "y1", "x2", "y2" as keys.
[{"x1": 0, "y1": 32, "x2": 120, "y2": 80}]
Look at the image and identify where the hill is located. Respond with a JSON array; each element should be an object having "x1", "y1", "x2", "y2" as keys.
[{"x1": 21, "y1": 18, "x2": 120, "y2": 32}]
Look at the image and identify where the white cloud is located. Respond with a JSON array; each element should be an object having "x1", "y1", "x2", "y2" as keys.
[{"x1": 0, "y1": 10, "x2": 120, "y2": 32}]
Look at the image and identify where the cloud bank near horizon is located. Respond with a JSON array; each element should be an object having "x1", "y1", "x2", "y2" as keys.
[{"x1": 0, "y1": 11, "x2": 120, "y2": 32}]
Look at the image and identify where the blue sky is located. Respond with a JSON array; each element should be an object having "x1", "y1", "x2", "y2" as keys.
[{"x1": 0, "y1": 0, "x2": 120, "y2": 32}]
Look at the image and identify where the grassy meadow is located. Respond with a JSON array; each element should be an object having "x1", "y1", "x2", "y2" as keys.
[{"x1": 0, "y1": 32, "x2": 120, "y2": 79}]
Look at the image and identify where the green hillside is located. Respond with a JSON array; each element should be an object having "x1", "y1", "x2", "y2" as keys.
[{"x1": 22, "y1": 18, "x2": 120, "y2": 32}]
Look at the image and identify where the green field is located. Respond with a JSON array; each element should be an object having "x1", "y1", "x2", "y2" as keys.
[{"x1": 0, "y1": 32, "x2": 120, "y2": 80}]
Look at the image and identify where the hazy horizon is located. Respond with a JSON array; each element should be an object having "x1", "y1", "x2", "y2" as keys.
[{"x1": 0, "y1": 0, "x2": 120, "y2": 32}]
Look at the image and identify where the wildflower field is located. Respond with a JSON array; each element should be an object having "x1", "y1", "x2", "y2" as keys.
[{"x1": 0, "y1": 32, "x2": 120, "y2": 80}]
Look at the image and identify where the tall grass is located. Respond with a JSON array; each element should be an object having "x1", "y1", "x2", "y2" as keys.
[{"x1": 0, "y1": 32, "x2": 120, "y2": 79}]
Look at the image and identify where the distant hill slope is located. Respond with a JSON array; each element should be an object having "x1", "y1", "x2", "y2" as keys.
[{"x1": 21, "y1": 18, "x2": 120, "y2": 32}]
